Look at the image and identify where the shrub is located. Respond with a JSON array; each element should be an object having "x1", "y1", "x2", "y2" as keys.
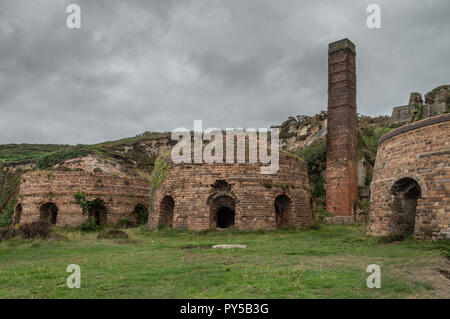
[
  {"x1": 133, "y1": 204, "x2": 149, "y2": 226},
  {"x1": 303, "y1": 222, "x2": 321, "y2": 231},
  {"x1": 0, "y1": 226, "x2": 19, "y2": 242},
  {"x1": 77, "y1": 217, "x2": 99, "y2": 232},
  {"x1": 118, "y1": 218, "x2": 135, "y2": 228},
  {"x1": 19, "y1": 221, "x2": 52, "y2": 239},
  {"x1": 314, "y1": 207, "x2": 333, "y2": 223},
  {"x1": 376, "y1": 232, "x2": 405, "y2": 244},
  {"x1": 97, "y1": 228, "x2": 128, "y2": 239}
]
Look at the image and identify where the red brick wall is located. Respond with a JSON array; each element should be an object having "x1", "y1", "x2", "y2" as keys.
[
  {"x1": 16, "y1": 171, "x2": 150, "y2": 226},
  {"x1": 326, "y1": 39, "x2": 359, "y2": 218},
  {"x1": 148, "y1": 156, "x2": 313, "y2": 230},
  {"x1": 368, "y1": 114, "x2": 450, "y2": 240}
]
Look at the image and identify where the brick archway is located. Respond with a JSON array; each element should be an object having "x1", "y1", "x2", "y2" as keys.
[
  {"x1": 209, "y1": 195, "x2": 236, "y2": 229},
  {"x1": 385, "y1": 173, "x2": 427, "y2": 200},
  {"x1": 39, "y1": 202, "x2": 58, "y2": 225},
  {"x1": 13, "y1": 203, "x2": 22, "y2": 225},
  {"x1": 159, "y1": 195, "x2": 174, "y2": 228},
  {"x1": 388, "y1": 177, "x2": 422, "y2": 236},
  {"x1": 274, "y1": 194, "x2": 291, "y2": 228},
  {"x1": 88, "y1": 198, "x2": 107, "y2": 226}
]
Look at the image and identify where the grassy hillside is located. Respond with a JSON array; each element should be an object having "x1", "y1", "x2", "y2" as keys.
[
  {"x1": 0, "y1": 144, "x2": 69, "y2": 163},
  {"x1": 0, "y1": 225, "x2": 448, "y2": 298}
]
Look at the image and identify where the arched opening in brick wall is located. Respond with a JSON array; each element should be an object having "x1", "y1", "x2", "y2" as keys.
[
  {"x1": 39, "y1": 202, "x2": 58, "y2": 225},
  {"x1": 389, "y1": 178, "x2": 421, "y2": 236},
  {"x1": 88, "y1": 199, "x2": 107, "y2": 226},
  {"x1": 159, "y1": 196, "x2": 174, "y2": 228},
  {"x1": 13, "y1": 203, "x2": 22, "y2": 225},
  {"x1": 210, "y1": 195, "x2": 235, "y2": 229},
  {"x1": 133, "y1": 203, "x2": 149, "y2": 226},
  {"x1": 274, "y1": 195, "x2": 291, "y2": 228}
]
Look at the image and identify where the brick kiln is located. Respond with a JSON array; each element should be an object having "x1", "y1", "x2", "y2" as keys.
[
  {"x1": 148, "y1": 153, "x2": 314, "y2": 230},
  {"x1": 13, "y1": 157, "x2": 150, "y2": 227},
  {"x1": 367, "y1": 114, "x2": 450, "y2": 240}
]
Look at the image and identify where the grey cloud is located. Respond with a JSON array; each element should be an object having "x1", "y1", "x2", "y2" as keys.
[{"x1": 0, "y1": 0, "x2": 448, "y2": 144}]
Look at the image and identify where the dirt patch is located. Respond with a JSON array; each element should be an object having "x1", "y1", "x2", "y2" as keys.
[{"x1": 438, "y1": 268, "x2": 450, "y2": 280}]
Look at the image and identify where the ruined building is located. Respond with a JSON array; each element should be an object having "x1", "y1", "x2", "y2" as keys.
[
  {"x1": 391, "y1": 85, "x2": 450, "y2": 124},
  {"x1": 148, "y1": 152, "x2": 313, "y2": 230},
  {"x1": 326, "y1": 38, "x2": 359, "y2": 223},
  {"x1": 13, "y1": 156, "x2": 151, "y2": 227},
  {"x1": 367, "y1": 113, "x2": 450, "y2": 239}
]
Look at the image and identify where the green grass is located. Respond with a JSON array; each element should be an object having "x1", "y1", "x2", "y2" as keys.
[
  {"x1": 0, "y1": 225, "x2": 448, "y2": 299},
  {"x1": 0, "y1": 144, "x2": 69, "y2": 163}
]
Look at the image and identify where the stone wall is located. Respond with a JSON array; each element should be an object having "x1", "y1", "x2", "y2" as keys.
[
  {"x1": 148, "y1": 155, "x2": 313, "y2": 230},
  {"x1": 15, "y1": 171, "x2": 150, "y2": 226},
  {"x1": 367, "y1": 114, "x2": 450, "y2": 240},
  {"x1": 391, "y1": 85, "x2": 450, "y2": 124},
  {"x1": 326, "y1": 38, "x2": 359, "y2": 219}
]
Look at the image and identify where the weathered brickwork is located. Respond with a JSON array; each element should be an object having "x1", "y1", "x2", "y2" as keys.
[
  {"x1": 14, "y1": 171, "x2": 150, "y2": 226},
  {"x1": 326, "y1": 38, "x2": 358, "y2": 219},
  {"x1": 368, "y1": 114, "x2": 450, "y2": 240},
  {"x1": 148, "y1": 155, "x2": 314, "y2": 230}
]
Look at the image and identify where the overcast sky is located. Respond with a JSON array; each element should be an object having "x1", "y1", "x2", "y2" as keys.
[{"x1": 0, "y1": 0, "x2": 448, "y2": 144}]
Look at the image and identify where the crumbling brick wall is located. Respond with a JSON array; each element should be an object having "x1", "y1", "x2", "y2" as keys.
[
  {"x1": 368, "y1": 114, "x2": 450, "y2": 240},
  {"x1": 148, "y1": 155, "x2": 313, "y2": 230},
  {"x1": 15, "y1": 171, "x2": 150, "y2": 226}
]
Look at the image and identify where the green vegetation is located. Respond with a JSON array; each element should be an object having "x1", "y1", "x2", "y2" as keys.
[
  {"x1": 357, "y1": 126, "x2": 393, "y2": 166},
  {"x1": 0, "y1": 168, "x2": 22, "y2": 227},
  {"x1": 0, "y1": 225, "x2": 448, "y2": 298},
  {"x1": 296, "y1": 141, "x2": 326, "y2": 202},
  {"x1": 73, "y1": 192, "x2": 106, "y2": 215},
  {"x1": 37, "y1": 145, "x2": 91, "y2": 169},
  {"x1": 0, "y1": 144, "x2": 69, "y2": 163},
  {"x1": 76, "y1": 217, "x2": 100, "y2": 232},
  {"x1": 133, "y1": 204, "x2": 149, "y2": 226},
  {"x1": 149, "y1": 154, "x2": 171, "y2": 211}
]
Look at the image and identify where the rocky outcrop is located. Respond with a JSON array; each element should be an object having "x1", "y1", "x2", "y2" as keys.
[{"x1": 279, "y1": 112, "x2": 327, "y2": 153}]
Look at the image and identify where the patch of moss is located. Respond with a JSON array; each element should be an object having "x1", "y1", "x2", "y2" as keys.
[{"x1": 149, "y1": 154, "x2": 171, "y2": 211}]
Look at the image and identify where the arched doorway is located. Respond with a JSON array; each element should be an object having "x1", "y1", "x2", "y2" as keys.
[
  {"x1": 159, "y1": 196, "x2": 174, "y2": 228},
  {"x1": 210, "y1": 195, "x2": 235, "y2": 229},
  {"x1": 133, "y1": 203, "x2": 149, "y2": 226},
  {"x1": 274, "y1": 195, "x2": 291, "y2": 228},
  {"x1": 390, "y1": 178, "x2": 421, "y2": 236},
  {"x1": 88, "y1": 199, "x2": 107, "y2": 226},
  {"x1": 13, "y1": 203, "x2": 22, "y2": 225},
  {"x1": 39, "y1": 202, "x2": 58, "y2": 225}
]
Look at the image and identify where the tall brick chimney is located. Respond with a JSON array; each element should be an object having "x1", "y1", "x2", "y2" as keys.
[{"x1": 326, "y1": 38, "x2": 358, "y2": 221}]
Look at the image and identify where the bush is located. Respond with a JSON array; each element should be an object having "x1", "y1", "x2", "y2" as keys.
[
  {"x1": 376, "y1": 232, "x2": 405, "y2": 244},
  {"x1": 77, "y1": 217, "x2": 99, "y2": 232},
  {"x1": 133, "y1": 204, "x2": 149, "y2": 226},
  {"x1": 19, "y1": 221, "x2": 52, "y2": 239},
  {"x1": 118, "y1": 218, "x2": 135, "y2": 228},
  {"x1": 314, "y1": 207, "x2": 333, "y2": 223},
  {"x1": 97, "y1": 228, "x2": 128, "y2": 239},
  {"x1": 303, "y1": 222, "x2": 321, "y2": 231},
  {"x1": 0, "y1": 226, "x2": 19, "y2": 242}
]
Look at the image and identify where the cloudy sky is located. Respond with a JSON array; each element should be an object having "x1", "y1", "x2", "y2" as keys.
[{"x1": 0, "y1": 0, "x2": 448, "y2": 144}]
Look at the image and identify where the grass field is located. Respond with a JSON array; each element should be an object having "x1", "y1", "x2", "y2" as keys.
[{"x1": 0, "y1": 225, "x2": 449, "y2": 299}]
